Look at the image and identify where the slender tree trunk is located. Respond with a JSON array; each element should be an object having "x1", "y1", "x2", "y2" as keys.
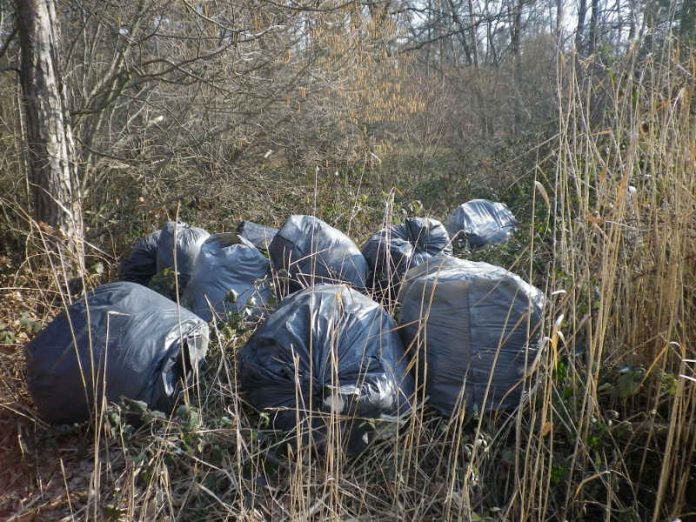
[
  {"x1": 446, "y1": 0, "x2": 473, "y2": 65},
  {"x1": 509, "y1": 1, "x2": 521, "y2": 58},
  {"x1": 15, "y1": 0, "x2": 84, "y2": 272},
  {"x1": 467, "y1": 0, "x2": 479, "y2": 68},
  {"x1": 627, "y1": 0, "x2": 636, "y2": 42},
  {"x1": 575, "y1": 0, "x2": 587, "y2": 53},
  {"x1": 555, "y1": 0, "x2": 563, "y2": 44},
  {"x1": 510, "y1": 0, "x2": 523, "y2": 134},
  {"x1": 588, "y1": 0, "x2": 599, "y2": 54}
]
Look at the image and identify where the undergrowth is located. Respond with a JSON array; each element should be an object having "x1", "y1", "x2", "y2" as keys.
[{"x1": 0, "y1": 48, "x2": 695, "y2": 521}]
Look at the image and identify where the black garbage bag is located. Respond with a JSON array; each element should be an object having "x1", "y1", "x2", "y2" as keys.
[
  {"x1": 25, "y1": 282, "x2": 209, "y2": 424},
  {"x1": 362, "y1": 217, "x2": 452, "y2": 296},
  {"x1": 398, "y1": 255, "x2": 544, "y2": 415},
  {"x1": 156, "y1": 221, "x2": 210, "y2": 289},
  {"x1": 238, "y1": 284, "x2": 414, "y2": 430},
  {"x1": 182, "y1": 233, "x2": 272, "y2": 322},
  {"x1": 237, "y1": 221, "x2": 278, "y2": 251},
  {"x1": 445, "y1": 199, "x2": 518, "y2": 248},
  {"x1": 119, "y1": 230, "x2": 161, "y2": 285},
  {"x1": 268, "y1": 215, "x2": 368, "y2": 293}
]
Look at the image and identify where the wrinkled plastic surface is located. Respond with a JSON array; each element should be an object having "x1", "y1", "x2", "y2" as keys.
[
  {"x1": 119, "y1": 230, "x2": 161, "y2": 285},
  {"x1": 26, "y1": 282, "x2": 209, "y2": 424},
  {"x1": 156, "y1": 221, "x2": 210, "y2": 289},
  {"x1": 238, "y1": 284, "x2": 414, "y2": 430},
  {"x1": 182, "y1": 233, "x2": 272, "y2": 322},
  {"x1": 237, "y1": 221, "x2": 278, "y2": 251},
  {"x1": 398, "y1": 255, "x2": 543, "y2": 415},
  {"x1": 446, "y1": 199, "x2": 518, "y2": 248},
  {"x1": 269, "y1": 215, "x2": 368, "y2": 293},
  {"x1": 362, "y1": 217, "x2": 452, "y2": 295}
]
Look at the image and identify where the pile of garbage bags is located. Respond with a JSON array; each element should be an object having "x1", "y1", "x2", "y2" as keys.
[
  {"x1": 446, "y1": 199, "x2": 518, "y2": 248},
  {"x1": 119, "y1": 221, "x2": 211, "y2": 292},
  {"x1": 182, "y1": 233, "x2": 272, "y2": 322},
  {"x1": 398, "y1": 255, "x2": 544, "y2": 414},
  {"x1": 237, "y1": 284, "x2": 414, "y2": 430},
  {"x1": 26, "y1": 282, "x2": 209, "y2": 424},
  {"x1": 362, "y1": 217, "x2": 451, "y2": 297},
  {"x1": 269, "y1": 215, "x2": 368, "y2": 293},
  {"x1": 156, "y1": 221, "x2": 211, "y2": 290},
  {"x1": 118, "y1": 230, "x2": 161, "y2": 285},
  {"x1": 237, "y1": 221, "x2": 278, "y2": 251},
  {"x1": 27, "y1": 199, "x2": 543, "y2": 430}
]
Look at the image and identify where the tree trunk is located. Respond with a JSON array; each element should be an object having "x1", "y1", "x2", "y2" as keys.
[
  {"x1": 509, "y1": 0, "x2": 522, "y2": 59},
  {"x1": 627, "y1": 0, "x2": 636, "y2": 42},
  {"x1": 467, "y1": 0, "x2": 479, "y2": 68},
  {"x1": 510, "y1": 0, "x2": 523, "y2": 134},
  {"x1": 575, "y1": 0, "x2": 587, "y2": 54},
  {"x1": 555, "y1": 0, "x2": 563, "y2": 44},
  {"x1": 15, "y1": 0, "x2": 84, "y2": 272},
  {"x1": 588, "y1": 0, "x2": 599, "y2": 55}
]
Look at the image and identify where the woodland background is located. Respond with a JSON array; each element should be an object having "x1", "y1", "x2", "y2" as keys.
[{"x1": 0, "y1": 0, "x2": 695, "y2": 520}]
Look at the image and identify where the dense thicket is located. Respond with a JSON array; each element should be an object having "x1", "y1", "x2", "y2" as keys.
[{"x1": 1, "y1": 0, "x2": 690, "y2": 248}]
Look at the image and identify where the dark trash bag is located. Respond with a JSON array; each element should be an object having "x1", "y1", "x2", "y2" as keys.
[
  {"x1": 26, "y1": 282, "x2": 209, "y2": 424},
  {"x1": 238, "y1": 284, "x2": 414, "y2": 430},
  {"x1": 269, "y1": 215, "x2": 368, "y2": 293},
  {"x1": 156, "y1": 221, "x2": 210, "y2": 289},
  {"x1": 182, "y1": 233, "x2": 272, "y2": 322},
  {"x1": 398, "y1": 255, "x2": 543, "y2": 416},
  {"x1": 119, "y1": 230, "x2": 161, "y2": 285},
  {"x1": 237, "y1": 221, "x2": 278, "y2": 251},
  {"x1": 445, "y1": 199, "x2": 518, "y2": 248},
  {"x1": 362, "y1": 217, "x2": 452, "y2": 296}
]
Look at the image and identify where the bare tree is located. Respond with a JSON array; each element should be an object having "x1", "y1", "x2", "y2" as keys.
[{"x1": 15, "y1": 0, "x2": 84, "y2": 271}]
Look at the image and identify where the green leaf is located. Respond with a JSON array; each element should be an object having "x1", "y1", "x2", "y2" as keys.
[
  {"x1": 616, "y1": 367, "x2": 644, "y2": 398},
  {"x1": 92, "y1": 262, "x2": 104, "y2": 275}
]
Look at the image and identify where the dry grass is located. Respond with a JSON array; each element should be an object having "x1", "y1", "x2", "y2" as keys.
[{"x1": 0, "y1": 46, "x2": 695, "y2": 521}]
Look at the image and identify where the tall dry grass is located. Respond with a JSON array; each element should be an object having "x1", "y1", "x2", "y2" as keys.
[{"x1": 541, "y1": 41, "x2": 696, "y2": 520}]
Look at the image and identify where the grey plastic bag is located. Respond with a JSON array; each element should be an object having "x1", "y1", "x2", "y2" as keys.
[
  {"x1": 156, "y1": 221, "x2": 210, "y2": 289},
  {"x1": 237, "y1": 221, "x2": 278, "y2": 251},
  {"x1": 119, "y1": 230, "x2": 161, "y2": 285},
  {"x1": 238, "y1": 284, "x2": 414, "y2": 430},
  {"x1": 25, "y1": 282, "x2": 209, "y2": 424},
  {"x1": 445, "y1": 199, "x2": 518, "y2": 248},
  {"x1": 182, "y1": 233, "x2": 272, "y2": 322},
  {"x1": 269, "y1": 215, "x2": 368, "y2": 293},
  {"x1": 398, "y1": 255, "x2": 543, "y2": 415},
  {"x1": 362, "y1": 217, "x2": 452, "y2": 296}
]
